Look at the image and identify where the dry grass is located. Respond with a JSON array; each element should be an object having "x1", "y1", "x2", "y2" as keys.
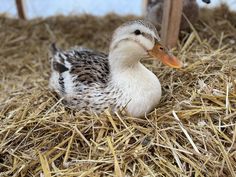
[{"x1": 0, "y1": 5, "x2": 236, "y2": 177}]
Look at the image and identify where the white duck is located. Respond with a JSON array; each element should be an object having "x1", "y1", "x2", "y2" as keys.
[{"x1": 49, "y1": 20, "x2": 182, "y2": 117}]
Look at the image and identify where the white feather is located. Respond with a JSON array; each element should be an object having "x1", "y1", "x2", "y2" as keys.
[{"x1": 111, "y1": 62, "x2": 161, "y2": 117}]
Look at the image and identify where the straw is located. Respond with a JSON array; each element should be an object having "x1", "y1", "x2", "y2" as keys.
[{"x1": 0, "y1": 5, "x2": 236, "y2": 176}]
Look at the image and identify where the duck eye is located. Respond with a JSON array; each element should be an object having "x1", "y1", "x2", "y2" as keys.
[
  {"x1": 159, "y1": 46, "x2": 164, "y2": 50},
  {"x1": 134, "y1": 30, "x2": 141, "y2": 35}
]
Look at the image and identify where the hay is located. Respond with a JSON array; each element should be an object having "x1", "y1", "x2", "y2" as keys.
[{"x1": 0, "y1": 5, "x2": 236, "y2": 176}]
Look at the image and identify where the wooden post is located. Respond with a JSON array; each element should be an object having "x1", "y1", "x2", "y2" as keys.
[
  {"x1": 142, "y1": 0, "x2": 148, "y2": 16},
  {"x1": 161, "y1": 0, "x2": 183, "y2": 48},
  {"x1": 15, "y1": 0, "x2": 26, "y2": 19}
]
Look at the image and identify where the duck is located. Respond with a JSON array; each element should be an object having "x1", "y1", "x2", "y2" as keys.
[
  {"x1": 143, "y1": 0, "x2": 211, "y2": 31},
  {"x1": 49, "y1": 20, "x2": 182, "y2": 117}
]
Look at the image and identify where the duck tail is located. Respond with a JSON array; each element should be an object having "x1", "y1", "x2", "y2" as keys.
[
  {"x1": 50, "y1": 43, "x2": 59, "y2": 55},
  {"x1": 49, "y1": 43, "x2": 69, "y2": 73},
  {"x1": 49, "y1": 43, "x2": 69, "y2": 95}
]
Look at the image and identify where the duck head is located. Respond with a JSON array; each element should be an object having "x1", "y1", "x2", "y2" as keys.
[{"x1": 109, "y1": 20, "x2": 182, "y2": 70}]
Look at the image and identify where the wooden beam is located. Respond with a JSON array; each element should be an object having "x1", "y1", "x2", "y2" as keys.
[
  {"x1": 15, "y1": 0, "x2": 26, "y2": 19},
  {"x1": 161, "y1": 0, "x2": 183, "y2": 48}
]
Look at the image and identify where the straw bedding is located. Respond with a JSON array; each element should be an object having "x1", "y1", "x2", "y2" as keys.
[{"x1": 0, "y1": 5, "x2": 236, "y2": 177}]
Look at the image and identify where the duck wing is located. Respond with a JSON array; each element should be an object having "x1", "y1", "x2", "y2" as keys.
[{"x1": 49, "y1": 44, "x2": 110, "y2": 95}]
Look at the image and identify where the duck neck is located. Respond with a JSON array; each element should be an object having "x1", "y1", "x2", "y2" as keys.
[{"x1": 108, "y1": 50, "x2": 143, "y2": 76}]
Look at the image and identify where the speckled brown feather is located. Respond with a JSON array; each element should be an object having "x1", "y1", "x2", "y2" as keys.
[{"x1": 50, "y1": 46, "x2": 125, "y2": 114}]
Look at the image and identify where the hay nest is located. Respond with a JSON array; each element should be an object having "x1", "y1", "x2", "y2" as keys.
[{"x1": 0, "y1": 5, "x2": 236, "y2": 177}]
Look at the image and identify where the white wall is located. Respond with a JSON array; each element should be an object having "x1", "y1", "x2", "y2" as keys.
[{"x1": 0, "y1": 0, "x2": 235, "y2": 19}]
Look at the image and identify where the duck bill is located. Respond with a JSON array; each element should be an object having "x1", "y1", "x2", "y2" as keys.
[{"x1": 148, "y1": 44, "x2": 183, "y2": 69}]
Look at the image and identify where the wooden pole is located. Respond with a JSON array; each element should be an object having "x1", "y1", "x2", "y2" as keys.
[
  {"x1": 161, "y1": 0, "x2": 183, "y2": 48},
  {"x1": 15, "y1": 0, "x2": 26, "y2": 19}
]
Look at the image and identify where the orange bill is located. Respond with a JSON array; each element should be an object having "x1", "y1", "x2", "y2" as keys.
[{"x1": 148, "y1": 42, "x2": 183, "y2": 69}]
